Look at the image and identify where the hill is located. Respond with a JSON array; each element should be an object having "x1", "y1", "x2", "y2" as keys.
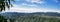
[{"x1": 1, "y1": 12, "x2": 60, "y2": 19}]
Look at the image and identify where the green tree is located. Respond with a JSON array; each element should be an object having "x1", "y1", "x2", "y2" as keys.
[
  {"x1": 0, "y1": 0, "x2": 14, "y2": 12},
  {"x1": 0, "y1": 14, "x2": 7, "y2": 22},
  {"x1": 0, "y1": 0, "x2": 15, "y2": 22}
]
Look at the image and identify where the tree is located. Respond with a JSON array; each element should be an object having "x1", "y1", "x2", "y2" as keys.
[
  {"x1": 0, "y1": 14, "x2": 7, "y2": 22},
  {"x1": 0, "y1": 0, "x2": 14, "y2": 12}
]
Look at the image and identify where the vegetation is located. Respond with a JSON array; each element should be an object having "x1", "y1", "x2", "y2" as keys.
[
  {"x1": 0, "y1": 12, "x2": 60, "y2": 22},
  {"x1": 0, "y1": 0, "x2": 14, "y2": 11},
  {"x1": 0, "y1": 0, "x2": 14, "y2": 21},
  {"x1": 12, "y1": 14, "x2": 60, "y2": 22},
  {"x1": 0, "y1": 14, "x2": 7, "y2": 22},
  {"x1": 0, "y1": 14, "x2": 60, "y2": 22}
]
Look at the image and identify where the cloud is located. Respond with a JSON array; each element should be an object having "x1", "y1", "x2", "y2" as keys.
[
  {"x1": 4, "y1": 7, "x2": 60, "y2": 13},
  {"x1": 13, "y1": 0, "x2": 46, "y2": 7},
  {"x1": 19, "y1": 0, "x2": 46, "y2": 7},
  {"x1": 26, "y1": 0, "x2": 46, "y2": 4},
  {"x1": 36, "y1": 1, "x2": 46, "y2": 4},
  {"x1": 4, "y1": 4, "x2": 60, "y2": 13},
  {"x1": 31, "y1": 0, "x2": 40, "y2": 2},
  {"x1": 21, "y1": 3, "x2": 38, "y2": 7}
]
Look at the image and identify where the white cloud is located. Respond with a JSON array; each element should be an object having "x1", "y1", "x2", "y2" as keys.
[
  {"x1": 21, "y1": 3, "x2": 37, "y2": 7},
  {"x1": 36, "y1": 1, "x2": 46, "y2": 4},
  {"x1": 31, "y1": 0, "x2": 40, "y2": 2},
  {"x1": 4, "y1": 4, "x2": 60, "y2": 13},
  {"x1": 4, "y1": 7, "x2": 60, "y2": 13},
  {"x1": 26, "y1": 0, "x2": 46, "y2": 4},
  {"x1": 27, "y1": 4, "x2": 37, "y2": 7}
]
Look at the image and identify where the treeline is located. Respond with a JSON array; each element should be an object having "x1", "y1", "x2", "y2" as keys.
[
  {"x1": 0, "y1": 14, "x2": 7, "y2": 22},
  {"x1": 13, "y1": 14, "x2": 60, "y2": 22},
  {"x1": 0, "y1": 14, "x2": 60, "y2": 22},
  {"x1": 0, "y1": 14, "x2": 14, "y2": 22}
]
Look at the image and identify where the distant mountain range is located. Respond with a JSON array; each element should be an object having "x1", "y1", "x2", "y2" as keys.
[{"x1": 0, "y1": 12, "x2": 60, "y2": 19}]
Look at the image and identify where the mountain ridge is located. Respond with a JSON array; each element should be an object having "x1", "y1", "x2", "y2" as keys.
[{"x1": 1, "y1": 12, "x2": 60, "y2": 19}]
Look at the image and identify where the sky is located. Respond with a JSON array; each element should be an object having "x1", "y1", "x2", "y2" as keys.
[{"x1": 4, "y1": 0, "x2": 60, "y2": 13}]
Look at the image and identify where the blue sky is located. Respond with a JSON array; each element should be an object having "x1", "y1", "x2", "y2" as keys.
[
  {"x1": 4, "y1": 0, "x2": 60, "y2": 13},
  {"x1": 13, "y1": 0, "x2": 60, "y2": 9}
]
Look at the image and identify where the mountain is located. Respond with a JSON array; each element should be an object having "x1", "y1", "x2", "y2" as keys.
[
  {"x1": 0, "y1": 12, "x2": 60, "y2": 19},
  {"x1": 1, "y1": 12, "x2": 28, "y2": 19}
]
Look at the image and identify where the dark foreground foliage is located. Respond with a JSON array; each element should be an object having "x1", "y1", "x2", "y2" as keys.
[{"x1": 0, "y1": 14, "x2": 7, "y2": 22}]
